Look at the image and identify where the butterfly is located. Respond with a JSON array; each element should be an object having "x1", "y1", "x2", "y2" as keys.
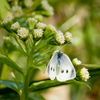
[{"x1": 46, "y1": 50, "x2": 76, "y2": 82}]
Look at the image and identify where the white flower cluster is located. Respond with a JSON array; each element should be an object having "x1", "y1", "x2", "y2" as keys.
[
  {"x1": 17, "y1": 28, "x2": 29, "y2": 38},
  {"x1": 27, "y1": 18, "x2": 37, "y2": 24},
  {"x1": 73, "y1": 58, "x2": 82, "y2": 66},
  {"x1": 34, "y1": 15, "x2": 43, "y2": 22},
  {"x1": 56, "y1": 31, "x2": 65, "y2": 45},
  {"x1": 11, "y1": 22, "x2": 20, "y2": 30},
  {"x1": 24, "y1": 0, "x2": 33, "y2": 8},
  {"x1": 48, "y1": 25, "x2": 57, "y2": 33},
  {"x1": 1, "y1": 17, "x2": 12, "y2": 25},
  {"x1": 41, "y1": 0, "x2": 54, "y2": 16},
  {"x1": 80, "y1": 67, "x2": 90, "y2": 81},
  {"x1": 11, "y1": 6, "x2": 23, "y2": 17},
  {"x1": 36, "y1": 22, "x2": 46, "y2": 29},
  {"x1": 65, "y1": 32, "x2": 73, "y2": 43},
  {"x1": 47, "y1": 7, "x2": 54, "y2": 16},
  {"x1": 41, "y1": 0, "x2": 52, "y2": 10},
  {"x1": 33, "y1": 29, "x2": 43, "y2": 38}
]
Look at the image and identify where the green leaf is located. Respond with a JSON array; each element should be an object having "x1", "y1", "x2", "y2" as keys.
[
  {"x1": 73, "y1": 80, "x2": 91, "y2": 90},
  {"x1": 0, "y1": 80, "x2": 23, "y2": 93},
  {"x1": 0, "y1": 54, "x2": 24, "y2": 74},
  {"x1": 89, "y1": 68, "x2": 100, "y2": 77},
  {"x1": 29, "y1": 79, "x2": 91, "y2": 92},
  {"x1": 28, "y1": 93, "x2": 45, "y2": 100},
  {"x1": 0, "y1": 47, "x2": 6, "y2": 55},
  {"x1": 36, "y1": 64, "x2": 46, "y2": 72},
  {"x1": 0, "y1": 0, "x2": 10, "y2": 21}
]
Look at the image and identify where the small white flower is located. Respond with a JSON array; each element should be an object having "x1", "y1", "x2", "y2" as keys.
[
  {"x1": 24, "y1": 0, "x2": 33, "y2": 8},
  {"x1": 1, "y1": 17, "x2": 12, "y2": 25},
  {"x1": 11, "y1": 22, "x2": 20, "y2": 30},
  {"x1": 27, "y1": 18, "x2": 37, "y2": 23},
  {"x1": 11, "y1": 6, "x2": 23, "y2": 17},
  {"x1": 80, "y1": 67, "x2": 90, "y2": 81},
  {"x1": 73, "y1": 58, "x2": 82, "y2": 66},
  {"x1": 27, "y1": 18, "x2": 37, "y2": 30},
  {"x1": 41, "y1": 0, "x2": 54, "y2": 16},
  {"x1": 56, "y1": 31, "x2": 65, "y2": 44},
  {"x1": 65, "y1": 31, "x2": 73, "y2": 43},
  {"x1": 33, "y1": 29, "x2": 43, "y2": 38},
  {"x1": 17, "y1": 28, "x2": 29, "y2": 38},
  {"x1": 34, "y1": 15, "x2": 43, "y2": 22},
  {"x1": 48, "y1": 6, "x2": 54, "y2": 16},
  {"x1": 41, "y1": 0, "x2": 50, "y2": 10},
  {"x1": 3, "y1": 36, "x2": 10, "y2": 45},
  {"x1": 36, "y1": 22, "x2": 46, "y2": 29},
  {"x1": 48, "y1": 25, "x2": 57, "y2": 33}
]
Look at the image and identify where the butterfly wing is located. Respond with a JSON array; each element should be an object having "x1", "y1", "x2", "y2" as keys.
[
  {"x1": 46, "y1": 52, "x2": 57, "y2": 80},
  {"x1": 57, "y1": 53, "x2": 76, "y2": 82}
]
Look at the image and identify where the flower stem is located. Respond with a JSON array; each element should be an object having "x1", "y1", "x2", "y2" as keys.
[{"x1": 20, "y1": 57, "x2": 32, "y2": 100}]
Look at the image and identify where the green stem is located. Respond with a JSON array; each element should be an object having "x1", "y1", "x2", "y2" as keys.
[
  {"x1": 20, "y1": 56, "x2": 33, "y2": 100},
  {"x1": 20, "y1": 30, "x2": 35, "y2": 100},
  {"x1": 82, "y1": 64, "x2": 100, "y2": 68},
  {"x1": 20, "y1": 71, "x2": 30, "y2": 100}
]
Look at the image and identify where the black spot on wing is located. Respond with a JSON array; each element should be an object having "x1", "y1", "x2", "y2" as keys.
[
  {"x1": 53, "y1": 69, "x2": 55, "y2": 71},
  {"x1": 51, "y1": 67, "x2": 52, "y2": 70},
  {"x1": 61, "y1": 70, "x2": 64, "y2": 73},
  {"x1": 66, "y1": 70, "x2": 68, "y2": 73}
]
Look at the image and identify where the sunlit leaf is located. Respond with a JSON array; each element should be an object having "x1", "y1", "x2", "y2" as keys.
[
  {"x1": 29, "y1": 79, "x2": 91, "y2": 92},
  {"x1": 82, "y1": 64, "x2": 100, "y2": 68},
  {"x1": 0, "y1": 54, "x2": 24, "y2": 74}
]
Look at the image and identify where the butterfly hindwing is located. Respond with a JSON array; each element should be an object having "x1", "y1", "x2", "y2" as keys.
[
  {"x1": 46, "y1": 52, "x2": 57, "y2": 80},
  {"x1": 57, "y1": 52, "x2": 76, "y2": 82}
]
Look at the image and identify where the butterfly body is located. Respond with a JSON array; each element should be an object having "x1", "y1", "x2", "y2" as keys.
[{"x1": 46, "y1": 50, "x2": 76, "y2": 82}]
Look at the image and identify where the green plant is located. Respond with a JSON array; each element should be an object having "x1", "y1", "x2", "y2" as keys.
[{"x1": 0, "y1": 0, "x2": 100, "y2": 100}]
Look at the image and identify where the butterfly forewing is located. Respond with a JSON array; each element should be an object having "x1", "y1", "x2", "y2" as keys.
[{"x1": 57, "y1": 53, "x2": 76, "y2": 82}]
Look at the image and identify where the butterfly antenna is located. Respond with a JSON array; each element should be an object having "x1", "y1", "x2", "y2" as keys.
[
  {"x1": 60, "y1": 43, "x2": 68, "y2": 51},
  {"x1": 51, "y1": 38, "x2": 61, "y2": 50}
]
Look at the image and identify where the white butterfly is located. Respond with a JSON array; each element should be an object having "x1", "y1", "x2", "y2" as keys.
[{"x1": 46, "y1": 50, "x2": 76, "y2": 82}]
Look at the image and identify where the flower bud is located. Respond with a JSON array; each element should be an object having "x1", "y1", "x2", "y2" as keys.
[
  {"x1": 3, "y1": 36, "x2": 10, "y2": 47},
  {"x1": 41, "y1": 0, "x2": 54, "y2": 16},
  {"x1": 11, "y1": 22, "x2": 20, "y2": 31},
  {"x1": 24, "y1": 0, "x2": 33, "y2": 8},
  {"x1": 76, "y1": 67, "x2": 90, "y2": 81},
  {"x1": 1, "y1": 17, "x2": 13, "y2": 32},
  {"x1": 36, "y1": 22, "x2": 46, "y2": 29},
  {"x1": 64, "y1": 31, "x2": 73, "y2": 43},
  {"x1": 26, "y1": 18, "x2": 37, "y2": 31},
  {"x1": 72, "y1": 58, "x2": 82, "y2": 66},
  {"x1": 55, "y1": 31, "x2": 65, "y2": 45},
  {"x1": 17, "y1": 28, "x2": 29, "y2": 39},
  {"x1": 41, "y1": 0, "x2": 50, "y2": 10},
  {"x1": 33, "y1": 29, "x2": 43, "y2": 38},
  {"x1": 44, "y1": 25, "x2": 57, "y2": 38},
  {"x1": 34, "y1": 15, "x2": 43, "y2": 22},
  {"x1": 11, "y1": 6, "x2": 23, "y2": 17},
  {"x1": 46, "y1": 6, "x2": 54, "y2": 16}
]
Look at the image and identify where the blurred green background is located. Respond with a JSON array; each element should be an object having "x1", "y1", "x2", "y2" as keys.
[{"x1": 0, "y1": 0, "x2": 100, "y2": 100}]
